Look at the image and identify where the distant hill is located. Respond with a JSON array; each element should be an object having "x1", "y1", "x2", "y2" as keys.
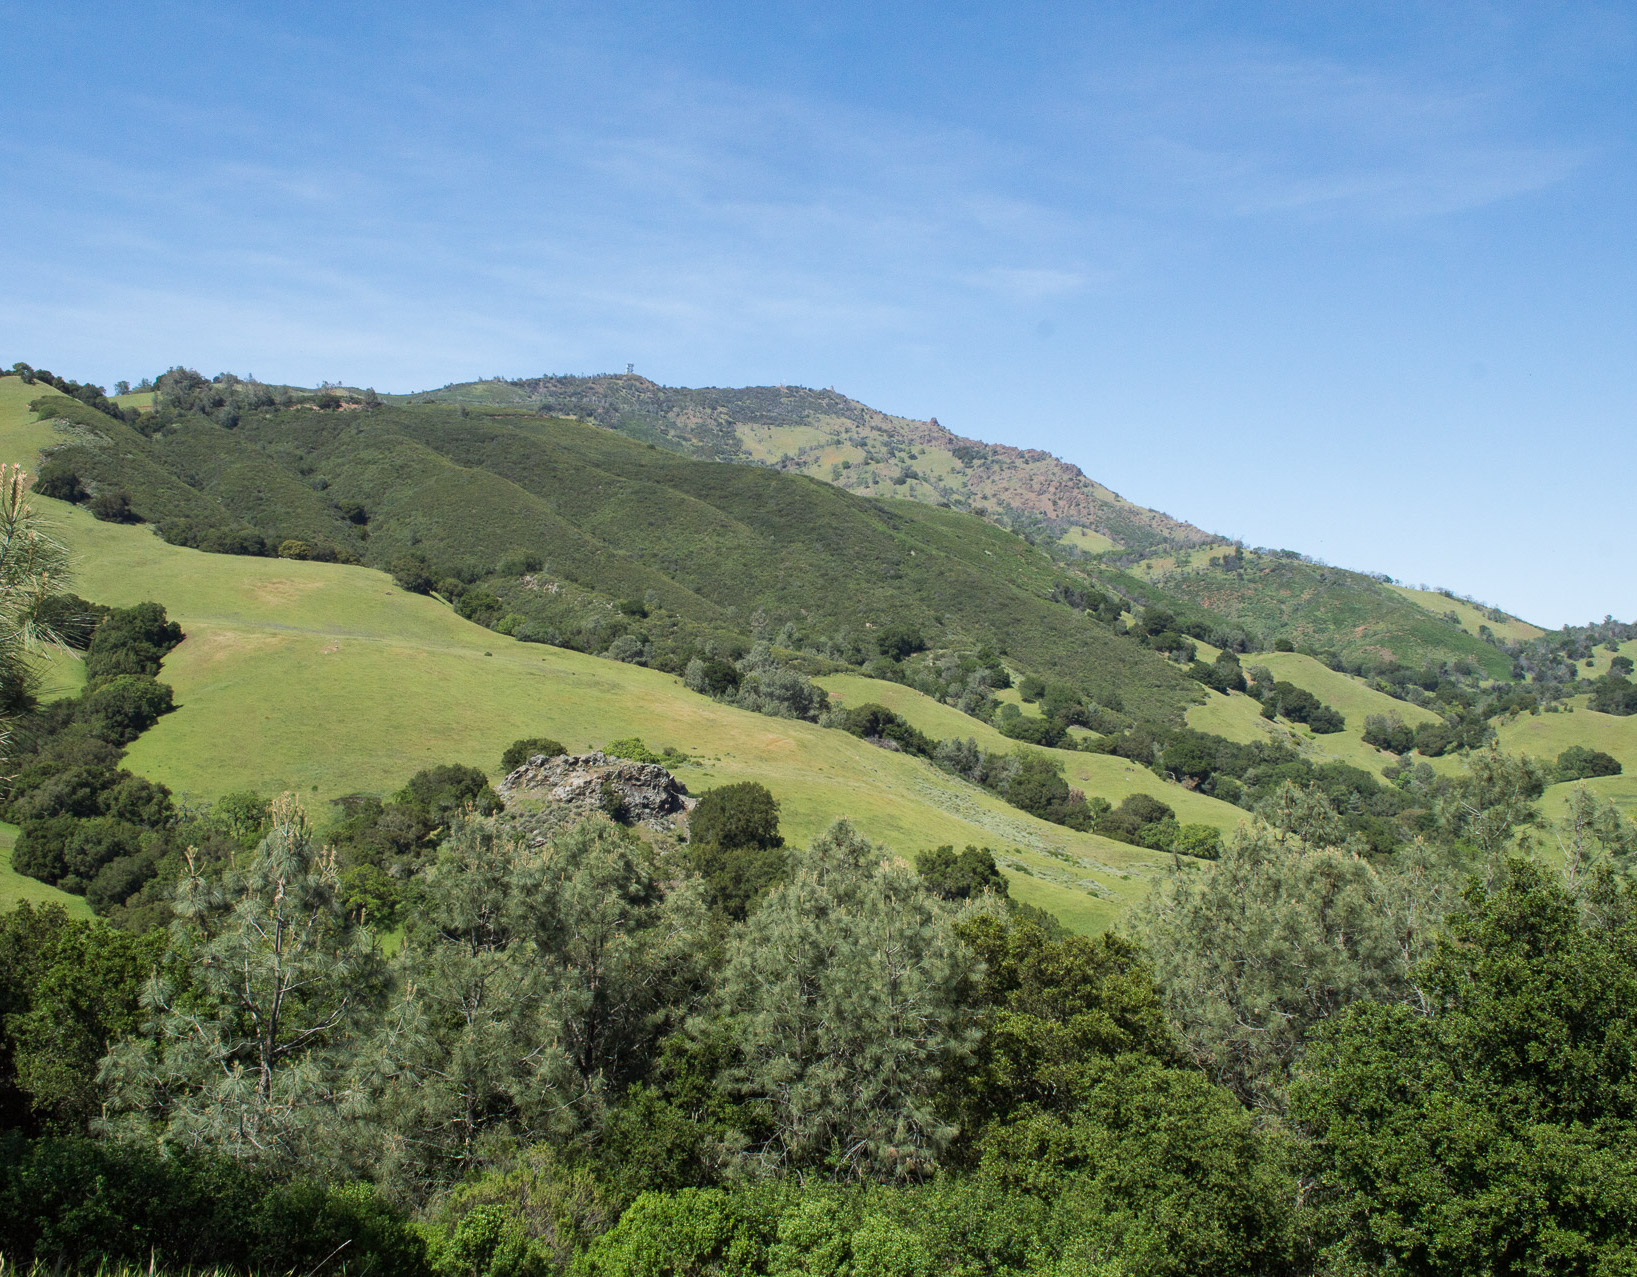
[
  {"x1": 1097, "y1": 547, "x2": 1530, "y2": 680},
  {"x1": 399, "y1": 375, "x2": 1215, "y2": 556}
]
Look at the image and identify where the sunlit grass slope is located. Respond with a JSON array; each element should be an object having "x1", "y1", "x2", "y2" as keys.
[
  {"x1": 1386, "y1": 583, "x2": 1545, "y2": 644},
  {"x1": 0, "y1": 380, "x2": 1154, "y2": 932},
  {"x1": 1576, "y1": 639, "x2": 1637, "y2": 681},
  {"x1": 1115, "y1": 552, "x2": 1515, "y2": 679},
  {"x1": 1186, "y1": 652, "x2": 1463, "y2": 778},
  {"x1": 818, "y1": 673, "x2": 1248, "y2": 834},
  {"x1": 1497, "y1": 701, "x2": 1637, "y2": 819}
]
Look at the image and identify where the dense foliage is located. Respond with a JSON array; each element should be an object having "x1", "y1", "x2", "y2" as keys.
[{"x1": 2, "y1": 748, "x2": 1631, "y2": 1274}]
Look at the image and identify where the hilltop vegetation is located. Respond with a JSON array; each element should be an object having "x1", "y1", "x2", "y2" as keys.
[
  {"x1": 0, "y1": 374, "x2": 1195, "y2": 933},
  {"x1": 404, "y1": 373, "x2": 1212, "y2": 554}
]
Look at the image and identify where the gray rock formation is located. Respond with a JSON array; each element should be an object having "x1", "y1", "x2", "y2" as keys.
[{"x1": 497, "y1": 751, "x2": 695, "y2": 824}]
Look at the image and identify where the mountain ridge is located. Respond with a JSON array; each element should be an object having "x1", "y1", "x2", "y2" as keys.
[{"x1": 396, "y1": 374, "x2": 1216, "y2": 556}]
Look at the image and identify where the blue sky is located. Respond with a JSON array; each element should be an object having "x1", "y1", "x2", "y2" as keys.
[{"x1": 2, "y1": 1, "x2": 1632, "y2": 626}]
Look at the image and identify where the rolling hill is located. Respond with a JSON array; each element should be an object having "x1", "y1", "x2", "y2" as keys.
[
  {"x1": 0, "y1": 376, "x2": 1200, "y2": 932},
  {"x1": 30, "y1": 388, "x2": 1206, "y2": 728},
  {"x1": 1102, "y1": 548, "x2": 1524, "y2": 678},
  {"x1": 5, "y1": 365, "x2": 1633, "y2": 934}
]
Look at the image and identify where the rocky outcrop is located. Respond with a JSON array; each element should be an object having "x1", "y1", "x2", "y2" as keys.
[{"x1": 497, "y1": 751, "x2": 694, "y2": 824}]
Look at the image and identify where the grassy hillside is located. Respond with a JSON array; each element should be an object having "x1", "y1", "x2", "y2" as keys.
[
  {"x1": 1387, "y1": 584, "x2": 1545, "y2": 644},
  {"x1": 1185, "y1": 653, "x2": 1465, "y2": 778},
  {"x1": 1497, "y1": 700, "x2": 1637, "y2": 819},
  {"x1": 402, "y1": 375, "x2": 1213, "y2": 554},
  {"x1": 1110, "y1": 550, "x2": 1515, "y2": 678},
  {"x1": 33, "y1": 391, "x2": 1205, "y2": 729},
  {"x1": 0, "y1": 379, "x2": 1180, "y2": 932},
  {"x1": 818, "y1": 673, "x2": 1249, "y2": 833}
]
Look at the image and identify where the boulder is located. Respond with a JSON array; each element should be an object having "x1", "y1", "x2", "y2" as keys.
[{"x1": 498, "y1": 750, "x2": 694, "y2": 824}]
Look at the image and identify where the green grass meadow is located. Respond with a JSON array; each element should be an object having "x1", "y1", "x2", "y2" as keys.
[
  {"x1": 818, "y1": 672, "x2": 1249, "y2": 834},
  {"x1": 1498, "y1": 699, "x2": 1637, "y2": 819},
  {"x1": 1186, "y1": 652, "x2": 1458, "y2": 775}
]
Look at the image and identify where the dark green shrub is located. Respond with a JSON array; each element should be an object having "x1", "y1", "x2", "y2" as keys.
[
  {"x1": 876, "y1": 623, "x2": 927, "y2": 661},
  {"x1": 915, "y1": 844, "x2": 1008, "y2": 899},
  {"x1": 684, "y1": 655, "x2": 741, "y2": 697},
  {"x1": 33, "y1": 462, "x2": 85, "y2": 503},
  {"x1": 85, "y1": 851, "x2": 158, "y2": 913},
  {"x1": 392, "y1": 554, "x2": 435, "y2": 594},
  {"x1": 396, "y1": 763, "x2": 501, "y2": 820},
  {"x1": 998, "y1": 714, "x2": 1066, "y2": 748},
  {"x1": 88, "y1": 488, "x2": 139, "y2": 523},
  {"x1": 1590, "y1": 675, "x2": 1637, "y2": 716},
  {"x1": 1556, "y1": 745, "x2": 1623, "y2": 780},
  {"x1": 688, "y1": 782, "x2": 786, "y2": 919},
  {"x1": 834, "y1": 703, "x2": 935, "y2": 757},
  {"x1": 0, "y1": 1134, "x2": 430, "y2": 1274},
  {"x1": 11, "y1": 818, "x2": 76, "y2": 884},
  {"x1": 690, "y1": 782, "x2": 783, "y2": 854},
  {"x1": 82, "y1": 602, "x2": 182, "y2": 684},
  {"x1": 497, "y1": 550, "x2": 543, "y2": 575},
  {"x1": 1412, "y1": 720, "x2": 1456, "y2": 757},
  {"x1": 500, "y1": 736, "x2": 568, "y2": 771},
  {"x1": 79, "y1": 675, "x2": 174, "y2": 744}
]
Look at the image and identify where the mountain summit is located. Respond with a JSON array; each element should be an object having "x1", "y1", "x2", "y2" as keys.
[{"x1": 403, "y1": 375, "x2": 1214, "y2": 556}]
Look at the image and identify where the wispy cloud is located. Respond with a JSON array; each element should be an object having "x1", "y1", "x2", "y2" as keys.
[{"x1": 1062, "y1": 44, "x2": 1593, "y2": 220}]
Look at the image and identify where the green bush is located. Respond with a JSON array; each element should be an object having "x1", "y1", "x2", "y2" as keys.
[
  {"x1": 33, "y1": 462, "x2": 85, "y2": 504},
  {"x1": 833, "y1": 703, "x2": 935, "y2": 757},
  {"x1": 0, "y1": 1134, "x2": 430, "y2": 1274},
  {"x1": 82, "y1": 602, "x2": 182, "y2": 684},
  {"x1": 1174, "y1": 823, "x2": 1223, "y2": 859},
  {"x1": 397, "y1": 764, "x2": 502, "y2": 819},
  {"x1": 500, "y1": 737, "x2": 568, "y2": 772},
  {"x1": 997, "y1": 714, "x2": 1066, "y2": 748},
  {"x1": 88, "y1": 488, "x2": 140, "y2": 523},
  {"x1": 78, "y1": 675, "x2": 174, "y2": 744},
  {"x1": 915, "y1": 844, "x2": 1008, "y2": 899},
  {"x1": 688, "y1": 782, "x2": 786, "y2": 919},
  {"x1": 1556, "y1": 745, "x2": 1623, "y2": 780},
  {"x1": 392, "y1": 554, "x2": 435, "y2": 594}
]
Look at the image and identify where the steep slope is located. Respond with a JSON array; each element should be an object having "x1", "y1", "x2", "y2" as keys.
[{"x1": 402, "y1": 375, "x2": 1213, "y2": 554}]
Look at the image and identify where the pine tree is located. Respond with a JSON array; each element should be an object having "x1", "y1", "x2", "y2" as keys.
[
  {"x1": 711, "y1": 821, "x2": 983, "y2": 1179},
  {"x1": 364, "y1": 818, "x2": 707, "y2": 1191},
  {"x1": 100, "y1": 796, "x2": 383, "y2": 1170},
  {"x1": 1135, "y1": 821, "x2": 1450, "y2": 1113}
]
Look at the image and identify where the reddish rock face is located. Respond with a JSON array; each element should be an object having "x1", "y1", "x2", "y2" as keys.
[{"x1": 498, "y1": 751, "x2": 695, "y2": 825}]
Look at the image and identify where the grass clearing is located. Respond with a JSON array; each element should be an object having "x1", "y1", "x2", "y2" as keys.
[
  {"x1": 0, "y1": 821, "x2": 92, "y2": 915},
  {"x1": 818, "y1": 673, "x2": 1248, "y2": 834},
  {"x1": 1187, "y1": 654, "x2": 1466, "y2": 778},
  {"x1": 1498, "y1": 702, "x2": 1637, "y2": 818},
  {"x1": 1060, "y1": 526, "x2": 1116, "y2": 554},
  {"x1": 1574, "y1": 639, "x2": 1637, "y2": 681}
]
